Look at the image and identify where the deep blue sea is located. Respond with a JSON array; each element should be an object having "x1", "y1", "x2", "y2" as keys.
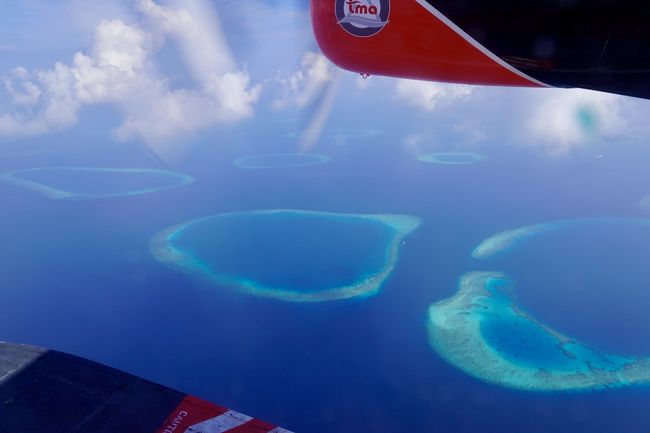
[{"x1": 2, "y1": 116, "x2": 650, "y2": 432}]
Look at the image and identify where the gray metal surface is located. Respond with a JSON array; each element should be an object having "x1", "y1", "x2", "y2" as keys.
[{"x1": 0, "y1": 342, "x2": 183, "y2": 433}]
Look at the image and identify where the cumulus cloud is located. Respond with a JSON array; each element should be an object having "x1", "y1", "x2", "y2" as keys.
[
  {"x1": 0, "y1": 0, "x2": 261, "y2": 156},
  {"x1": 0, "y1": 65, "x2": 80, "y2": 136},
  {"x1": 137, "y1": 0, "x2": 236, "y2": 79},
  {"x1": 272, "y1": 51, "x2": 334, "y2": 109},
  {"x1": 524, "y1": 89, "x2": 625, "y2": 156},
  {"x1": 114, "y1": 70, "x2": 259, "y2": 144},
  {"x1": 4, "y1": 68, "x2": 42, "y2": 106},
  {"x1": 391, "y1": 77, "x2": 632, "y2": 156},
  {"x1": 270, "y1": 50, "x2": 342, "y2": 151},
  {"x1": 395, "y1": 79, "x2": 475, "y2": 111},
  {"x1": 401, "y1": 133, "x2": 428, "y2": 155}
]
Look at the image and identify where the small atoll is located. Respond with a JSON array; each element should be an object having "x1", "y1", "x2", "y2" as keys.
[
  {"x1": 428, "y1": 272, "x2": 650, "y2": 391},
  {"x1": 417, "y1": 152, "x2": 485, "y2": 165},
  {"x1": 3, "y1": 167, "x2": 194, "y2": 200},
  {"x1": 471, "y1": 223, "x2": 556, "y2": 259},
  {"x1": 234, "y1": 153, "x2": 330, "y2": 169},
  {"x1": 430, "y1": 217, "x2": 650, "y2": 391},
  {"x1": 284, "y1": 128, "x2": 382, "y2": 140}
]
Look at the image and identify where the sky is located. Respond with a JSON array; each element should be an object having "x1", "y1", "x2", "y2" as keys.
[{"x1": 1, "y1": 0, "x2": 650, "y2": 161}]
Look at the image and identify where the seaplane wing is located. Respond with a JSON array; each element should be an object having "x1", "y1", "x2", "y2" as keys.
[
  {"x1": 0, "y1": 342, "x2": 292, "y2": 433},
  {"x1": 312, "y1": 0, "x2": 650, "y2": 99}
]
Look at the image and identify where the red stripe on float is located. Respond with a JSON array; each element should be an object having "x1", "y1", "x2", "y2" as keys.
[
  {"x1": 227, "y1": 418, "x2": 277, "y2": 433},
  {"x1": 154, "y1": 396, "x2": 228, "y2": 433},
  {"x1": 155, "y1": 395, "x2": 292, "y2": 433}
]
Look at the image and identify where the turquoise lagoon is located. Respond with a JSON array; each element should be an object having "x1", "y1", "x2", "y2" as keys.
[
  {"x1": 429, "y1": 218, "x2": 650, "y2": 391},
  {"x1": 150, "y1": 210, "x2": 421, "y2": 302},
  {"x1": 284, "y1": 128, "x2": 382, "y2": 140},
  {"x1": 417, "y1": 152, "x2": 485, "y2": 165},
  {"x1": 234, "y1": 153, "x2": 330, "y2": 169},
  {"x1": 428, "y1": 272, "x2": 650, "y2": 391},
  {"x1": 3, "y1": 167, "x2": 194, "y2": 200}
]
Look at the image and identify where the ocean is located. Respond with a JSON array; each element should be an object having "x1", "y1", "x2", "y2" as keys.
[{"x1": 1, "y1": 119, "x2": 650, "y2": 432}]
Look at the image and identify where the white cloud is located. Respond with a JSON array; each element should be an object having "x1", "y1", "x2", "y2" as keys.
[
  {"x1": 390, "y1": 76, "x2": 632, "y2": 156},
  {"x1": 524, "y1": 88, "x2": 625, "y2": 156},
  {"x1": 0, "y1": 64, "x2": 80, "y2": 137},
  {"x1": 4, "y1": 68, "x2": 42, "y2": 106},
  {"x1": 0, "y1": 0, "x2": 261, "y2": 157},
  {"x1": 395, "y1": 79, "x2": 475, "y2": 111},
  {"x1": 270, "y1": 51, "x2": 343, "y2": 151},
  {"x1": 136, "y1": 0, "x2": 193, "y2": 34},
  {"x1": 272, "y1": 51, "x2": 334, "y2": 109},
  {"x1": 114, "y1": 70, "x2": 259, "y2": 144},
  {"x1": 137, "y1": 0, "x2": 236, "y2": 79},
  {"x1": 401, "y1": 133, "x2": 426, "y2": 155}
]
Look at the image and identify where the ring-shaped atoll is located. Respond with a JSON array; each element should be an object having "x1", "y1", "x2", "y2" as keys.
[
  {"x1": 233, "y1": 153, "x2": 330, "y2": 169},
  {"x1": 428, "y1": 272, "x2": 650, "y2": 391},
  {"x1": 417, "y1": 152, "x2": 486, "y2": 165},
  {"x1": 3, "y1": 167, "x2": 194, "y2": 200},
  {"x1": 429, "y1": 217, "x2": 650, "y2": 392},
  {"x1": 284, "y1": 128, "x2": 382, "y2": 140},
  {"x1": 472, "y1": 218, "x2": 650, "y2": 259},
  {"x1": 150, "y1": 209, "x2": 421, "y2": 302},
  {"x1": 471, "y1": 222, "x2": 557, "y2": 259}
]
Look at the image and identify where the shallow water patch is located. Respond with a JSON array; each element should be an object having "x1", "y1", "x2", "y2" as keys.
[
  {"x1": 151, "y1": 209, "x2": 421, "y2": 302},
  {"x1": 417, "y1": 152, "x2": 485, "y2": 165},
  {"x1": 428, "y1": 272, "x2": 650, "y2": 391},
  {"x1": 429, "y1": 218, "x2": 650, "y2": 391}
]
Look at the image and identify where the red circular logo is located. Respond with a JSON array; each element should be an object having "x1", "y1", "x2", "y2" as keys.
[{"x1": 335, "y1": 0, "x2": 390, "y2": 37}]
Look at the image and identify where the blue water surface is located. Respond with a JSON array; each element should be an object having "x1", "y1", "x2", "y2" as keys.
[
  {"x1": 2, "y1": 110, "x2": 650, "y2": 433},
  {"x1": 480, "y1": 312, "x2": 573, "y2": 371},
  {"x1": 168, "y1": 211, "x2": 393, "y2": 292},
  {"x1": 482, "y1": 219, "x2": 650, "y2": 355}
]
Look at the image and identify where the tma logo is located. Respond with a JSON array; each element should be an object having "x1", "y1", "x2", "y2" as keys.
[{"x1": 335, "y1": 0, "x2": 390, "y2": 37}]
